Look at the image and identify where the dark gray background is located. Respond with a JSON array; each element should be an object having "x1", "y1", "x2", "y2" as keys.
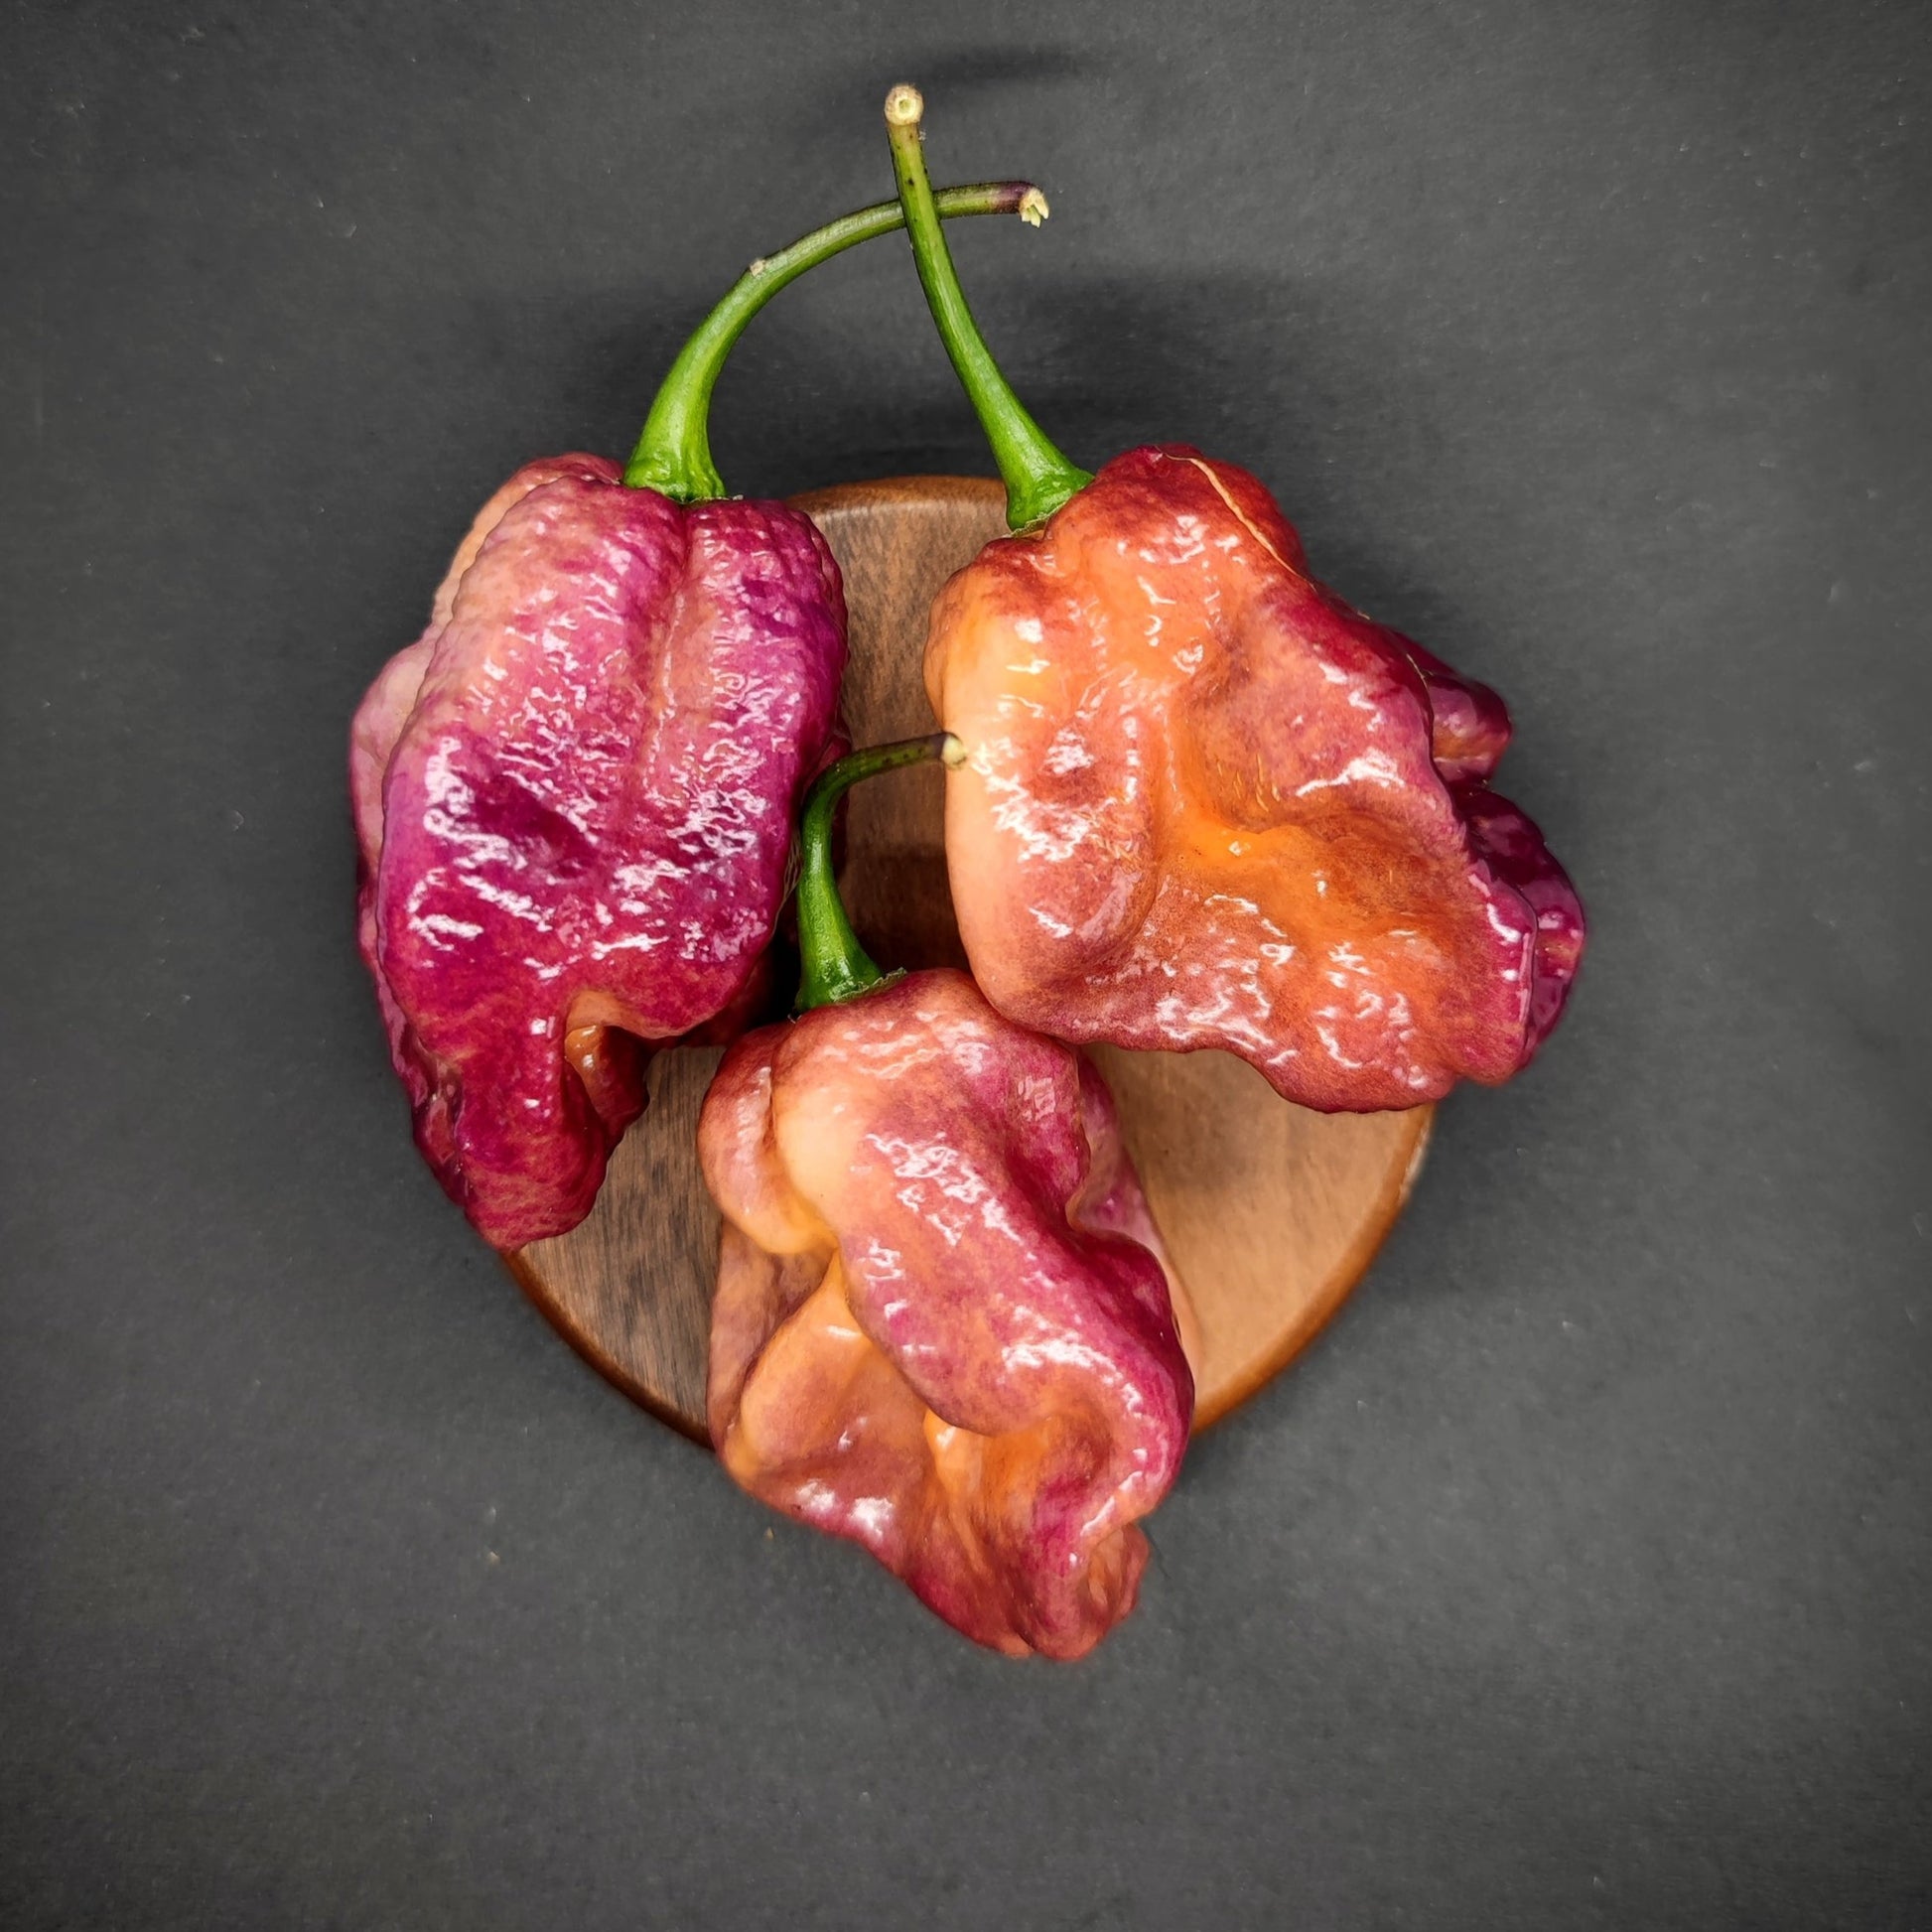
[{"x1": 4, "y1": 1, "x2": 1928, "y2": 1925}]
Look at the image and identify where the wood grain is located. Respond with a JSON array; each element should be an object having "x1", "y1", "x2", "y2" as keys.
[{"x1": 508, "y1": 475, "x2": 1431, "y2": 1443}]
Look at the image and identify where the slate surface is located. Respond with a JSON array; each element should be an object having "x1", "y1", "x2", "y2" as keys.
[{"x1": 3, "y1": 2, "x2": 1927, "y2": 1926}]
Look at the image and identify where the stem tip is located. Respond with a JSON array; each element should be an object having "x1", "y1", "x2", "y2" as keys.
[{"x1": 885, "y1": 83, "x2": 924, "y2": 127}]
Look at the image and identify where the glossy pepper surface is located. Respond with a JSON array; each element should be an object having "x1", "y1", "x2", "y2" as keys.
[
  {"x1": 924, "y1": 445, "x2": 1585, "y2": 1108},
  {"x1": 701, "y1": 741, "x2": 1194, "y2": 1659},
  {"x1": 887, "y1": 88, "x2": 1585, "y2": 1111},
  {"x1": 351, "y1": 457, "x2": 843, "y2": 1248},
  {"x1": 350, "y1": 184, "x2": 1043, "y2": 1249}
]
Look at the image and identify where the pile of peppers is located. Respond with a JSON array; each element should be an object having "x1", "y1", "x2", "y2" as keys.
[{"x1": 350, "y1": 88, "x2": 1584, "y2": 1658}]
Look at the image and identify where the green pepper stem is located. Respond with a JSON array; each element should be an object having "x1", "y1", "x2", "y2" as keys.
[
  {"x1": 794, "y1": 734, "x2": 964, "y2": 1012},
  {"x1": 885, "y1": 84, "x2": 1092, "y2": 530},
  {"x1": 624, "y1": 182, "x2": 1047, "y2": 501}
]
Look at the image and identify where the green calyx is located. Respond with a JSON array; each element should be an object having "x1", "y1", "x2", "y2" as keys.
[
  {"x1": 624, "y1": 183, "x2": 1048, "y2": 502},
  {"x1": 885, "y1": 84, "x2": 1092, "y2": 531},
  {"x1": 793, "y1": 734, "x2": 964, "y2": 1012}
]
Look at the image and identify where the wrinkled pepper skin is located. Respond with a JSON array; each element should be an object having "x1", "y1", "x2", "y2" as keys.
[
  {"x1": 700, "y1": 969, "x2": 1194, "y2": 1659},
  {"x1": 925, "y1": 445, "x2": 1585, "y2": 1111},
  {"x1": 351, "y1": 455, "x2": 845, "y2": 1248}
]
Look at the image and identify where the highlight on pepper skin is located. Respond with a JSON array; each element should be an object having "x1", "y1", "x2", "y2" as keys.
[
  {"x1": 351, "y1": 455, "x2": 846, "y2": 1249},
  {"x1": 924, "y1": 444, "x2": 1586, "y2": 1112},
  {"x1": 700, "y1": 969, "x2": 1196, "y2": 1660}
]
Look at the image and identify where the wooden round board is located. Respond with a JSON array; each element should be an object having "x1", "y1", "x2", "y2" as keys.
[{"x1": 505, "y1": 476, "x2": 1433, "y2": 1443}]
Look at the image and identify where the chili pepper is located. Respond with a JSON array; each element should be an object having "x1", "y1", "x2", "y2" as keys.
[
  {"x1": 700, "y1": 737, "x2": 1195, "y2": 1659},
  {"x1": 886, "y1": 87, "x2": 1586, "y2": 1111},
  {"x1": 350, "y1": 182, "x2": 1048, "y2": 1249}
]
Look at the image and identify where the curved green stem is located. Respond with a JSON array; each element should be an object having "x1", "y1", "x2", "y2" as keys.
[
  {"x1": 885, "y1": 84, "x2": 1092, "y2": 530},
  {"x1": 794, "y1": 735, "x2": 964, "y2": 1012},
  {"x1": 624, "y1": 182, "x2": 1047, "y2": 501}
]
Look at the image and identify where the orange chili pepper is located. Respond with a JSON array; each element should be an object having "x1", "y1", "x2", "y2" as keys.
[
  {"x1": 888, "y1": 87, "x2": 1584, "y2": 1110},
  {"x1": 701, "y1": 738, "x2": 1195, "y2": 1658}
]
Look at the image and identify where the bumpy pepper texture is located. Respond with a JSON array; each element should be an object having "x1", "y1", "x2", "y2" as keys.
[
  {"x1": 926, "y1": 445, "x2": 1585, "y2": 1111},
  {"x1": 351, "y1": 455, "x2": 844, "y2": 1248},
  {"x1": 701, "y1": 969, "x2": 1194, "y2": 1660}
]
